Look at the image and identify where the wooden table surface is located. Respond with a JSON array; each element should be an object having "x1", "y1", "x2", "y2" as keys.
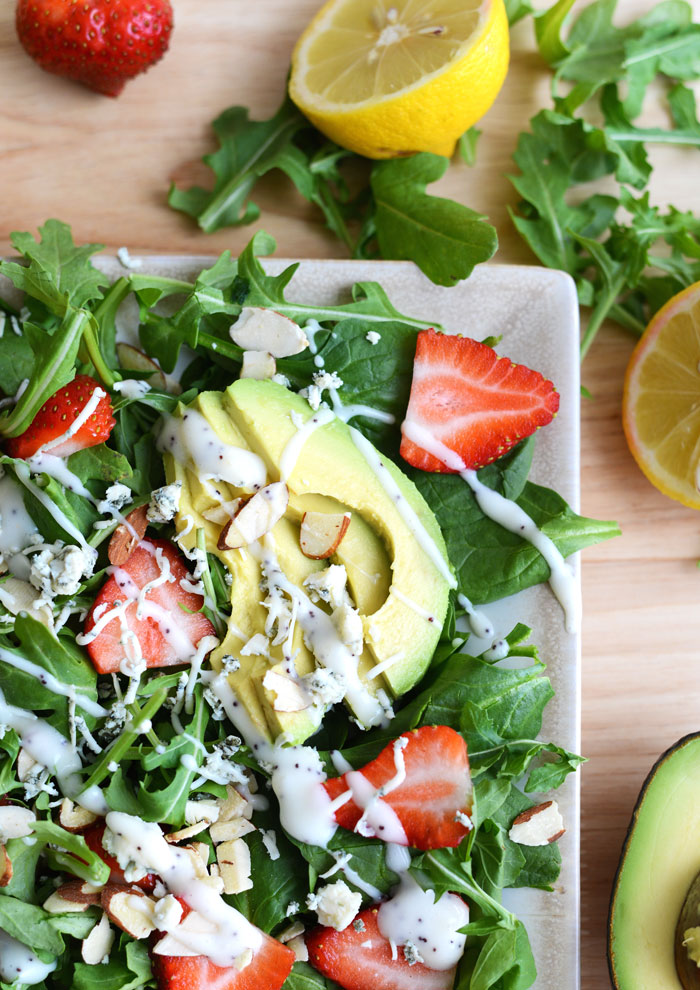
[{"x1": 2, "y1": 2, "x2": 700, "y2": 987}]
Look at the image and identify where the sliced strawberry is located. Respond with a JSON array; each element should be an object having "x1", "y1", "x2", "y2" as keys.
[
  {"x1": 82, "y1": 823, "x2": 158, "y2": 892},
  {"x1": 83, "y1": 538, "x2": 216, "y2": 674},
  {"x1": 400, "y1": 330, "x2": 560, "y2": 472},
  {"x1": 323, "y1": 726, "x2": 473, "y2": 850},
  {"x1": 151, "y1": 930, "x2": 295, "y2": 990},
  {"x1": 5, "y1": 374, "x2": 115, "y2": 460},
  {"x1": 307, "y1": 907, "x2": 457, "y2": 990}
]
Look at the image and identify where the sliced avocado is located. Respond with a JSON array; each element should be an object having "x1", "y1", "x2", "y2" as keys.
[
  {"x1": 163, "y1": 379, "x2": 453, "y2": 743},
  {"x1": 225, "y1": 378, "x2": 452, "y2": 699},
  {"x1": 608, "y1": 732, "x2": 700, "y2": 989}
]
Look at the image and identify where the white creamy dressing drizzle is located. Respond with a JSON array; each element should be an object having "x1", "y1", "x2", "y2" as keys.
[
  {"x1": 0, "y1": 473, "x2": 39, "y2": 578},
  {"x1": 255, "y1": 535, "x2": 384, "y2": 728},
  {"x1": 13, "y1": 462, "x2": 98, "y2": 568},
  {"x1": 0, "y1": 930, "x2": 57, "y2": 986},
  {"x1": 304, "y1": 319, "x2": 395, "y2": 426},
  {"x1": 377, "y1": 871, "x2": 469, "y2": 971},
  {"x1": 0, "y1": 690, "x2": 107, "y2": 814},
  {"x1": 389, "y1": 586, "x2": 437, "y2": 624},
  {"x1": 104, "y1": 812, "x2": 262, "y2": 965},
  {"x1": 158, "y1": 408, "x2": 267, "y2": 492},
  {"x1": 279, "y1": 407, "x2": 335, "y2": 481},
  {"x1": 350, "y1": 427, "x2": 456, "y2": 589},
  {"x1": 345, "y1": 737, "x2": 408, "y2": 843},
  {"x1": 402, "y1": 420, "x2": 580, "y2": 633},
  {"x1": 456, "y1": 593, "x2": 494, "y2": 640},
  {"x1": 0, "y1": 644, "x2": 106, "y2": 718}
]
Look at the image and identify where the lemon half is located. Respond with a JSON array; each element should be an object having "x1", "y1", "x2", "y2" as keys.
[
  {"x1": 289, "y1": 0, "x2": 510, "y2": 159},
  {"x1": 623, "y1": 281, "x2": 700, "y2": 509}
]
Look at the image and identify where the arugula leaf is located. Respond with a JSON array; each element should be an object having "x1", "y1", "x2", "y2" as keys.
[
  {"x1": 0, "y1": 309, "x2": 89, "y2": 438},
  {"x1": 413, "y1": 469, "x2": 619, "y2": 604},
  {"x1": 72, "y1": 938, "x2": 153, "y2": 990},
  {"x1": 0, "y1": 220, "x2": 107, "y2": 317},
  {"x1": 169, "y1": 100, "x2": 310, "y2": 232},
  {"x1": 370, "y1": 154, "x2": 498, "y2": 286},
  {"x1": 0, "y1": 895, "x2": 64, "y2": 955},
  {"x1": 0, "y1": 333, "x2": 34, "y2": 397},
  {"x1": 461, "y1": 923, "x2": 537, "y2": 990}
]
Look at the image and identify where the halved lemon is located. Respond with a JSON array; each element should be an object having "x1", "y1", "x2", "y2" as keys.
[
  {"x1": 623, "y1": 281, "x2": 700, "y2": 509},
  {"x1": 289, "y1": 0, "x2": 509, "y2": 159}
]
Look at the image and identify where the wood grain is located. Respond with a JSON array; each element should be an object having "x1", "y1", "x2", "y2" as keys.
[{"x1": 2, "y1": 2, "x2": 700, "y2": 988}]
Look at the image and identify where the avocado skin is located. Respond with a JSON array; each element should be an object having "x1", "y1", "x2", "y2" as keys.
[{"x1": 608, "y1": 732, "x2": 700, "y2": 990}]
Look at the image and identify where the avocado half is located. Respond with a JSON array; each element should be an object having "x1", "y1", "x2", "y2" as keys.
[
  {"x1": 162, "y1": 379, "x2": 453, "y2": 744},
  {"x1": 608, "y1": 732, "x2": 700, "y2": 989}
]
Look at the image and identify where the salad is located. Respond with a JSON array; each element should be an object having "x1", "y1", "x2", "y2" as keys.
[{"x1": 0, "y1": 221, "x2": 617, "y2": 990}]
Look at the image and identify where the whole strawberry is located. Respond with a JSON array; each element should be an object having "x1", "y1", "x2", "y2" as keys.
[{"x1": 16, "y1": 0, "x2": 174, "y2": 97}]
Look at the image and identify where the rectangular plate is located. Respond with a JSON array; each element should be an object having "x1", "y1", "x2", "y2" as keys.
[{"x1": 98, "y1": 254, "x2": 581, "y2": 990}]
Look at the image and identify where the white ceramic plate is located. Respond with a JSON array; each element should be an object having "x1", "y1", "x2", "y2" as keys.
[{"x1": 97, "y1": 254, "x2": 581, "y2": 990}]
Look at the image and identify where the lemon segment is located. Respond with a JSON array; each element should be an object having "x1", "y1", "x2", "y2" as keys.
[
  {"x1": 623, "y1": 281, "x2": 700, "y2": 509},
  {"x1": 289, "y1": 0, "x2": 509, "y2": 159}
]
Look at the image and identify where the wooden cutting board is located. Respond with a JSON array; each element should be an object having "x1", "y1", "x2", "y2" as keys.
[{"x1": 1, "y1": 2, "x2": 700, "y2": 987}]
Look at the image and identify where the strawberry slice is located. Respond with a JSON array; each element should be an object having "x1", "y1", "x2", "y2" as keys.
[
  {"x1": 322, "y1": 726, "x2": 473, "y2": 850},
  {"x1": 5, "y1": 375, "x2": 115, "y2": 459},
  {"x1": 400, "y1": 330, "x2": 560, "y2": 472},
  {"x1": 151, "y1": 931, "x2": 295, "y2": 990},
  {"x1": 83, "y1": 822, "x2": 158, "y2": 892},
  {"x1": 83, "y1": 538, "x2": 216, "y2": 674},
  {"x1": 306, "y1": 907, "x2": 457, "y2": 990}
]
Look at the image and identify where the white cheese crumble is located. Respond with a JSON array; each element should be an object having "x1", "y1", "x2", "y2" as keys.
[
  {"x1": 307, "y1": 881, "x2": 362, "y2": 932},
  {"x1": 147, "y1": 482, "x2": 182, "y2": 524},
  {"x1": 117, "y1": 247, "x2": 143, "y2": 270},
  {"x1": 96, "y1": 483, "x2": 132, "y2": 515},
  {"x1": 29, "y1": 543, "x2": 94, "y2": 601},
  {"x1": 365, "y1": 331, "x2": 381, "y2": 345}
]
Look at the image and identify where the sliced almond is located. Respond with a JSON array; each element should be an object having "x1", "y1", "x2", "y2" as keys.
[
  {"x1": 115, "y1": 343, "x2": 180, "y2": 394},
  {"x1": 287, "y1": 934, "x2": 309, "y2": 962},
  {"x1": 165, "y1": 821, "x2": 211, "y2": 843},
  {"x1": 279, "y1": 921, "x2": 305, "y2": 943},
  {"x1": 229, "y1": 308, "x2": 308, "y2": 358},
  {"x1": 216, "y1": 838, "x2": 253, "y2": 895},
  {"x1": 108, "y1": 504, "x2": 148, "y2": 567},
  {"x1": 0, "y1": 577, "x2": 53, "y2": 628},
  {"x1": 217, "y1": 786, "x2": 252, "y2": 823},
  {"x1": 58, "y1": 798, "x2": 98, "y2": 833},
  {"x1": 0, "y1": 845, "x2": 12, "y2": 888},
  {"x1": 44, "y1": 880, "x2": 102, "y2": 913},
  {"x1": 190, "y1": 841, "x2": 210, "y2": 867},
  {"x1": 152, "y1": 910, "x2": 217, "y2": 957},
  {"x1": 508, "y1": 801, "x2": 565, "y2": 846},
  {"x1": 300, "y1": 512, "x2": 351, "y2": 559},
  {"x1": 217, "y1": 483, "x2": 289, "y2": 550},
  {"x1": 184, "y1": 799, "x2": 221, "y2": 826},
  {"x1": 210, "y1": 818, "x2": 256, "y2": 844},
  {"x1": 263, "y1": 670, "x2": 312, "y2": 713},
  {"x1": 81, "y1": 912, "x2": 114, "y2": 965},
  {"x1": 241, "y1": 350, "x2": 277, "y2": 380},
  {"x1": 17, "y1": 749, "x2": 37, "y2": 782},
  {"x1": 101, "y1": 884, "x2": 156, "y2": 939},
  {"x1": 0, "y1": 805, "x2": 36, "y2": 840},
  {"x1": 202, "y1": 498, "x2": 243, "y2": 525}
]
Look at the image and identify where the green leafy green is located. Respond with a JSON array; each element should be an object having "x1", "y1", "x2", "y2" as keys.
[{"x1": 370, "y1": 154, "x2": 498, "y2": 285}]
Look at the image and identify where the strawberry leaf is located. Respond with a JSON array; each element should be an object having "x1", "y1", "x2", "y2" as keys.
[{"x1": 371, "y1": 154, "x2": 498, "y2": 286}]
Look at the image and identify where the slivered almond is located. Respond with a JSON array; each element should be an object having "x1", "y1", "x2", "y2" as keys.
[
  {"x1": 165, "y1": 821, "x2": 211, "y2": 843},
  {"x1": 241, "y1": 350, "x2": 277, "y2": 380},
  {"x1": 216, "y1": 838, "x2": 253, "y2": 895},
  {"x1": 217, "y1": 786, "x2": 252, "y2": 823},
  {"x1": 300, "y1": 511, "x2": 351, "y2": 559},
  {"x1": 58, "y1": 798, "x2": 98, "y2": 833},
  {"x1": 81, "y1": 912, "x2": 114, "y2": 965},
  {"x1": 116, "y1": 343, "x2": 181, "y2": 394},
  {"x1": 44, "y1": 880, "x2": 101, "y2": 913},
  {"x1": 101, "y1": 884, "x2": 157, "y2": 939},
  {"x1": 0, "y1": 805, "x2": 35, "y2": 840},
  {"x1": 0, "y1": 846, "x2": 12, "y2": 887},
  {"x1": 153, "y1": 910, "x2": 216, "y2": 957},
  {"x1": 263, "y1": 670, "x2": 312, "y2": 713},
  {"x1": 202, "y1": 498, "x2": 243, "y2": 525},
  {"x1": 210, "y1": 819, "x2": 255, "y2": 844},
  {"x1": 229, "y1": 308, "x2": 308, "y2": 358},
  {"x1": 508, "y1": 801, "x2": 565, "y2": 846},
  {"x1": 108, "y1": 504, "x2": 148, "y2": 566},
  {"x1": 217, "y1": 483, "x2": 289, "y2": 550}
]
